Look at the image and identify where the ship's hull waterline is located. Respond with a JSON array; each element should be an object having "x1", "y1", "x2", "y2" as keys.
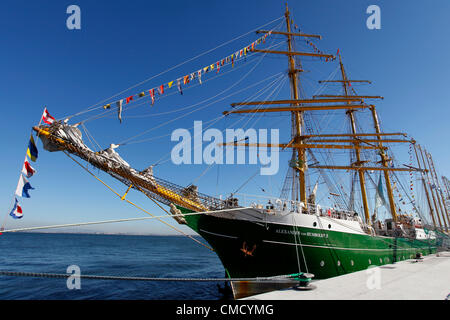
[{"x1": 178, "y1": 206, "x2": 437, "y2": 281}]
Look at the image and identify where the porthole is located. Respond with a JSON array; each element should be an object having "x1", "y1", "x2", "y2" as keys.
[
  {"x1": 320, "y1": 261, "x2": 325, "y2": 267},
  {"x1": 328, "y1": 224, "x2": 332, "y2": 229},
  {"x1": 313, "y1": 222, "x2": 317, "y2": 227}
]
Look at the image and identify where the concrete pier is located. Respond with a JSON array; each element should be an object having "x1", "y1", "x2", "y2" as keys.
[{"x1": 243, "y1": 252, "x2": 450, "y2": 300}]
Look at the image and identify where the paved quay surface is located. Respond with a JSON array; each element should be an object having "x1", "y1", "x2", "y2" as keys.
[{"x1": 243, "y1": 252, "x2": 450, "y2": 300}]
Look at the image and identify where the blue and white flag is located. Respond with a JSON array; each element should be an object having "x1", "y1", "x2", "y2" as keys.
[
  {"x1": 15, "y1": 174, "x2": 34, "y2": 198},
  {"x1": 177, "y1": 78, "x2": 183, "y2": 95},
  {"x1": 9, "y1": 198, "x2": 23, "y2": 219}
]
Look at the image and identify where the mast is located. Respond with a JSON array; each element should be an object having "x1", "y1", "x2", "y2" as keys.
[
  {"x1": 443, "y1": 176, "x2": 450, "y2": 200},
  {"x1": 425, "y1": 150, "x2": 449, "y2": 231},
  {"x1": 337, "y1": 53, "x2": 370, "y2": 224},
  {"x1": 225, "y1": 5, "x2": 422, "y2": 225},
  {"x1": 418, "y1": 145, "x2": 444, "y2": 229},
  {"x1": 413, "y1": 143, "x2": 437, "y2": 229},
  {"x1": 284, "y1": 4, "x2": 307, "y2": 205},
  {"x1": 327, "y1": 55, "x2": 398, "y2": 223},
  {"x1": 321, "y1": 55, "x2": 398, "y2": 223},
  {"x1": 369, "y1": 106, "x2": 398, "y2": 222}
]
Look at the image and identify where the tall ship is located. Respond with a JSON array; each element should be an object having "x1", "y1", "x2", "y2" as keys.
[{"x1": 29, "y1": 5, "x2": 449, "y2": 299}]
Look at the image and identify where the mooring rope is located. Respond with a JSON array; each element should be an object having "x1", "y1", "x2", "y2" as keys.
[{"x1": 0, "y1": 270, "x2": 301, "y2": 283}]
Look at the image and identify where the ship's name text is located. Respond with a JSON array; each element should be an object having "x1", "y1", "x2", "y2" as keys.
[{"x1": 275, "y1": 229, "x2": 328, "y2": 238}]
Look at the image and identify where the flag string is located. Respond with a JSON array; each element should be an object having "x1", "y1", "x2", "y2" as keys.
[
  {"x1": 96, "y1": 31, "x2": 277, "y2": 119},
  {"x1": 62, "y1": 15, "x2": 286, "y2": 121},
  {"x1": 2, "y1": 113, "x2": 46, "y2": 229}
]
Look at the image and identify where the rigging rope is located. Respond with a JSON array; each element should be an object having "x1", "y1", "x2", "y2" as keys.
[
  {"x1": 78, "y1": 41, "x2": 285, "y2": 126},
  {"x1": 291, "y1": 215, "x2": 309, "y2": 275},
  {"x1": 117, "y1": 34, "x2": 282, "y2": 146},
  {"x1": 137, "y1": 73, "x2": 287, "y2": 168},
  {"x1": 187, "y1": 74, "x2": 287, "y2": 188},
  {"x1": 0, "y1": 206, "x2": 250, "y2": 234},
  {"x1": 62, "y1": 151, "x2": 214, "y2": 251},
  {"x1": 125, "y1": 72, "x2": 286, "y2": 146},
  {"x1": 61, "y1": 16, "x2": 285, "y2": 121},
  {"x1": 302, "y1": 65, "x2": 351, "y2": 210},
  {"x1": 122, "y1": 54, "x2": 281, "y2": 118}
]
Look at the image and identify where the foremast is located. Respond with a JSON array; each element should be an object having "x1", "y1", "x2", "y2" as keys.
[
  {"x1": 284, "y1": 5, "x2": 306, "y2": 205},
  {"x1": 245, "y1": 4, "x2": 338, "y2": 207}
]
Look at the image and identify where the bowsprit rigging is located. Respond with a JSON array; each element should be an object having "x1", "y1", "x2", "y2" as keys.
[{"x1": 6, "y1": 3, "x2": 450, "y2": 300}]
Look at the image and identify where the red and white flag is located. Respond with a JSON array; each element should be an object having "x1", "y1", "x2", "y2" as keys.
[
  {"x1": 9, "y1": 198, "x2": 23, "y2": 219},
  {"x1": 42, "y1": 108, "x2": 55, "y2": 125},
  {"x1": 197, "y1": 70, "x2": 202, "y2": 84},
  {"x1": 149, "y1": 89, "x2": 155, "y2": 106},
  {"x1": 22, "y1": 158, "x2": 36, "y2": 178}
]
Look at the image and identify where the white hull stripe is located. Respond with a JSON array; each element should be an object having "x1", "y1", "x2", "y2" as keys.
[
  {"x1": 199, "y1": 229, "x2": 435, "y2": 252},
  {"x1": 199, "y1": 229, "x2": 238, "y2": 239}
]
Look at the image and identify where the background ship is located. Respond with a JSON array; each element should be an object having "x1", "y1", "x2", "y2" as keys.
[{"x1": 30, "y1": 4, "x2": 449, "y2": 299}]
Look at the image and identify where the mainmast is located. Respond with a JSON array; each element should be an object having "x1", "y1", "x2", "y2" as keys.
[
  {"x1": 369, "y1": 106, "x2": 399, "y2": 222},
  {"x1": 327, "y1": 54, "x2": 400, "y2": 224},
  {"x1": 337, "y1": 53, "x2": 370, "y2": 224}
]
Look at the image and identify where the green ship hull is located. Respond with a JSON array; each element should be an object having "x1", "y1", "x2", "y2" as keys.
[{"x1": 179, "y1": 207, "x2": 437, "y2": 280}]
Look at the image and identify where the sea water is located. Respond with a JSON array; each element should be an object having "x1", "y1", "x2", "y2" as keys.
[{"x1": 0, "y1": 233, "x2": 225, "y2": 299}]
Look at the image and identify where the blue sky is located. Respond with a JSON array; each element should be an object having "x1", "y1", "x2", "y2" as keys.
[{"x1": 1, "y1": 0, "x2": 449, "y2": 235}]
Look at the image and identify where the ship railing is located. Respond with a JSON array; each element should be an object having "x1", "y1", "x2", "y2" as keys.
[
  {"x1": 313, "y1": 206, "x2": 360, "y2": 222},
  {"x1": 245, "y1": 196, "x2": 360, "y2": 222}
]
